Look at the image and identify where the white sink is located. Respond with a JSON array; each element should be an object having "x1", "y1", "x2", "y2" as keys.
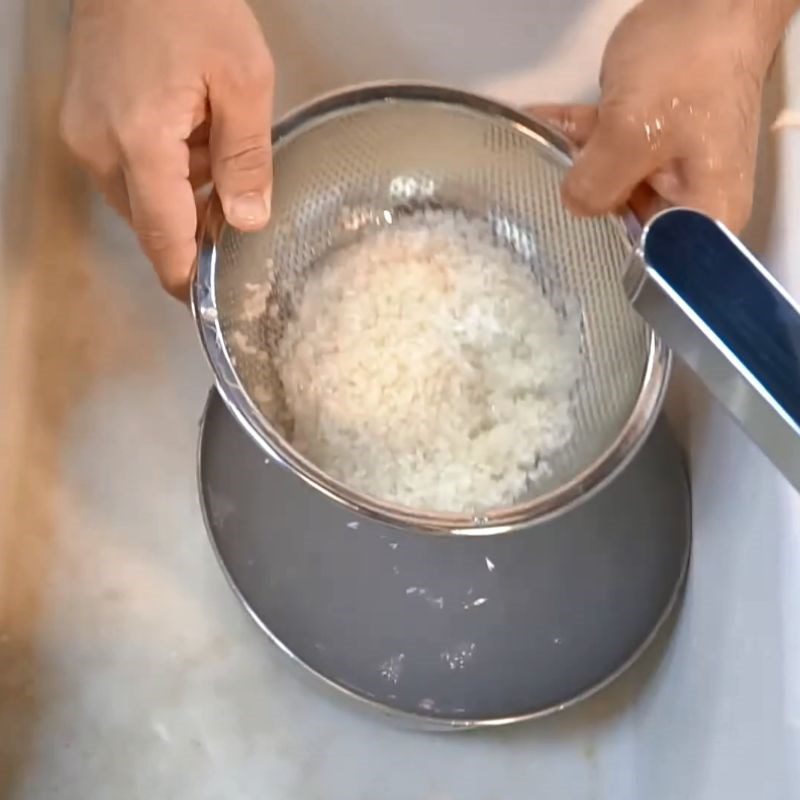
[{"x1": 1, "y1": 2, "x2": 799, "y2": 797}]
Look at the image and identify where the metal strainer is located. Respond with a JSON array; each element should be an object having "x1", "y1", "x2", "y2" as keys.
[
  {"x1": 190, "y1": 82, "x2": 800, "y2": 722},
  {"x1": 192, "y1": 84, "x2": 671, "y2": 532}
]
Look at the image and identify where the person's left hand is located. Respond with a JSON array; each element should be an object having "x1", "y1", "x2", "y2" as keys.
[
  {"x1": 527, "y1": 0, "x2": 791, "y2": 233},
  {"x1": 61, "y1": 0, "x2": 275, "y2": 299}
]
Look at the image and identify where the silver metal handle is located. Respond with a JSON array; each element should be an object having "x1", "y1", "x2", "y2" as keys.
[{"x1": 625, "y1": 207, "x2": 800, "y2": 490}]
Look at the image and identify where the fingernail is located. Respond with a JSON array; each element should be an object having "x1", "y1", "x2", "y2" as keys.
[{"x1": 227, "y1": 191, "x2": 270, "y2": 229}]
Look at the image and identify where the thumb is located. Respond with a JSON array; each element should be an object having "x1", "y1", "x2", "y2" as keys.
[
  {"x1": 562, "y1": 106, "x2": 660, "y2": 217},
  {"x1": 209, "y1": 57, "x2": 275, "y2": 232},
  {"x1": 525, "y1": 104, "x2": 598, "y2": 151}
]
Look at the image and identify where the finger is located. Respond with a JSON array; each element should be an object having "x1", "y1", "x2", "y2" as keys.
[
  {"x1": 644, "y1": 153, "x2": 754, "y2": 234},
  {"x1": 97, "y1": 169, "x2": 132, "y2": 220},
  {"x1": 627, "y1": 182, "x2": 669, "y2": 224},
  {"x1": 93, "y1": 132, "x2": 206, "y2": 293},
  {"x1": 525, "y1": 104, "x2": 598, "y2": 151},
  {"x1": 562, "y1": 106, "x2": 663, "y2": 217},
  {"x1": 209, "y1": 55, "x2": 274, "y2": 232},
  {"x1": 667, "y1": 176, "x2": 752, "y2": 234},
  {"x1": 121, "y1": 136, "x2": 197, "y2": 299},
  {"x1": 60, "y1": 102, "x2": 118, "y2": 179}
]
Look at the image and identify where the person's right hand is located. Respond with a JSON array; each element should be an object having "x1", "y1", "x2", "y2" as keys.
[{"x1": 61, "y1": 0, "x2": 275, "y2": 299}]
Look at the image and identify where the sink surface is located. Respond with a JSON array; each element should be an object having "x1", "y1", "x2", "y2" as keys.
[{"x1": 1, "y1": 1, "x2": 799, "y2": 798}]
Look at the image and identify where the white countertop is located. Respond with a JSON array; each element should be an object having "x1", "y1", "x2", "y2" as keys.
[{"x1": 1, "y1": 2, "x2": 799, "y2": 798}]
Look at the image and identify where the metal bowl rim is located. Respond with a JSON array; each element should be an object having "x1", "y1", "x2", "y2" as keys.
[{"x1": 196, "y1": 388, "x2": 691, "y2": 730}]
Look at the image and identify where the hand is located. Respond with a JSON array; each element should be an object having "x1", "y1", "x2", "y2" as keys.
[
  {"x1": 529, "y1": 0, "x2": 795, "y2": 233},
  {"x1": 61, "y1": 0, "x2": 274, "y2": 299}
]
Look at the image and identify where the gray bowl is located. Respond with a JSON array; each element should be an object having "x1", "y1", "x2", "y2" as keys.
[{"x1": 198, "y1": 390, "x2": 690, "y2": 729}]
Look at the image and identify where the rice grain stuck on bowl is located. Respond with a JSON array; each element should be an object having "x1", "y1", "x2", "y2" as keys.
[{"x1": 275, "y1": 210, "x2": 582, "y2": 514}]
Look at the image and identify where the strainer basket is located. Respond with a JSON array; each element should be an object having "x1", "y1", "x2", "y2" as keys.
[{"x1": 192, "y1": 83, "x2": 671, "y2": 533}]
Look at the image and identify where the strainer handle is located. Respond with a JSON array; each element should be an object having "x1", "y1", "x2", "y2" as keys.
[{"x1": 626, "y1": 207, "x2": 800, "y2": 490}]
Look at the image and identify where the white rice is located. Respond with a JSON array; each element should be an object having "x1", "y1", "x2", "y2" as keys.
[{"x1": 275, "y1": 210, "x2": 581, "y2": 513}]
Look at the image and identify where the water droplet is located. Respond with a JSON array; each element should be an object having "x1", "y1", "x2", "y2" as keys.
[
  {"x1": 440, "y1": 642, "x2": 477, "y2": 671},
  {"x1": 379, "y1": 653, "x2": 405, "y2": 684}
]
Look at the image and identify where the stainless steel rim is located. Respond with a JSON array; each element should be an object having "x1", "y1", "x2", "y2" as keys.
[
  {"x1": 196, "y1": 390, "x2": 691, "y2": 730},
  {"x1": 191, "y1": 82, "x2": 672, "y2": 536}
]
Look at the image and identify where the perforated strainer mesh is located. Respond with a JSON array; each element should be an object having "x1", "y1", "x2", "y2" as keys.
[{"x1": 201, "y1": 86, "x2": 666, "y2": 528}]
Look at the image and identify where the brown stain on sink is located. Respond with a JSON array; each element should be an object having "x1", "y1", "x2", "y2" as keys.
[{"x1": 0, "y1": 1, "x2": 147, "y2": 791}]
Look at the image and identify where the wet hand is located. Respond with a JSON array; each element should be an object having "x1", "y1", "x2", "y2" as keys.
[{"x1": 530, "y1": 0, "x2": 796, "y2": 233}]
